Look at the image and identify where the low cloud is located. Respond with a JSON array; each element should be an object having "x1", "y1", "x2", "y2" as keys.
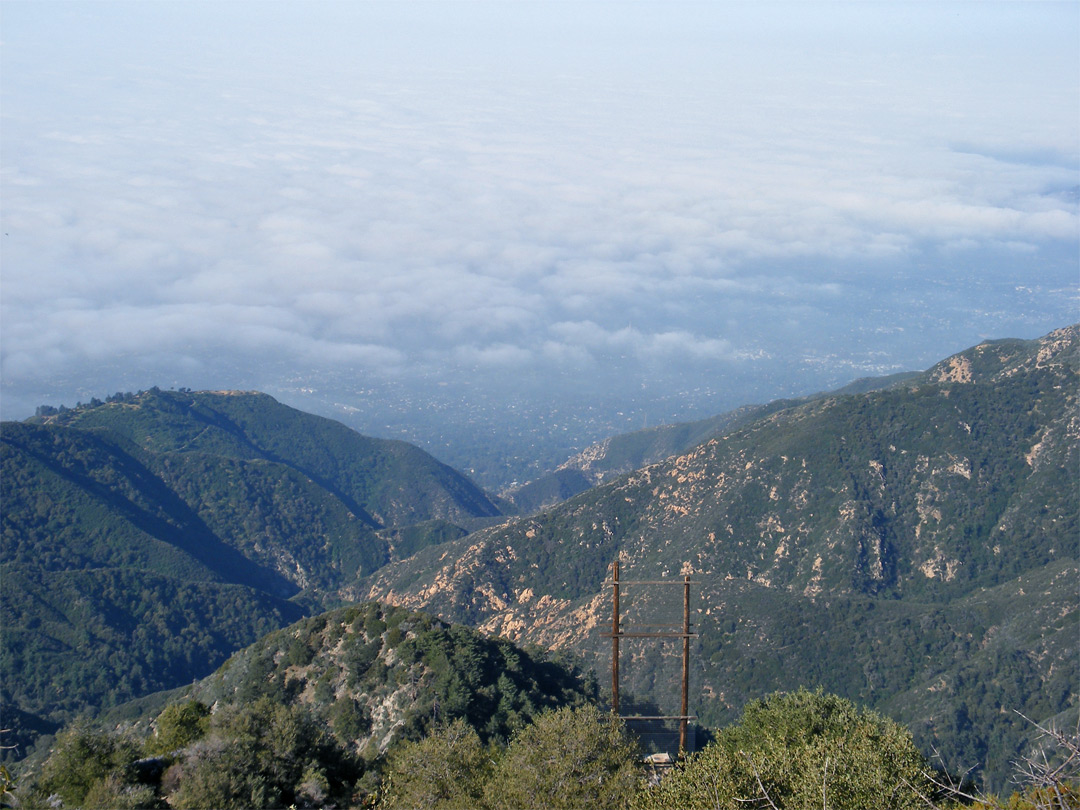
[
  {"x1": 1, "y1": 2, "x2": 1077, "y2": 420},
  {"x1": 452, "y1": 343, "x2": 534, "y2": 368},
  {"x1": 547, "y1": 321, "x2": 744, "y2": 364}
]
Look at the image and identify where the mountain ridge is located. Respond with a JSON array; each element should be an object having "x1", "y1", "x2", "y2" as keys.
[
  {"x1": 505, "y1": 371, "x2": 924, "y2": 512},
  {"x1": 1, "y1": 388, "x2": 509, "y2": 756}
]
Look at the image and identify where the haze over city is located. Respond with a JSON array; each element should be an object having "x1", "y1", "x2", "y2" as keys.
[{"x1": 2, "y1": 1, "x2": 1077, "y2": 486}]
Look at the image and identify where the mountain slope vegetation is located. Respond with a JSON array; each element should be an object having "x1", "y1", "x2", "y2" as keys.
[
  {"x1": 365, "y1": 324, "x2": 1079, "y2": 790},
  {"x1": 17, "y1": 602, "x2": 602, "y2": 809},
  {"x1": 1, "y1": 389, "x2": 505, "y2": 756},
  {"x1": 3, "y1": 328, "x2": 1075, "y2": 794},
  {"x1": 183, "y1": 602, "x2": 598, "y2": 753}
]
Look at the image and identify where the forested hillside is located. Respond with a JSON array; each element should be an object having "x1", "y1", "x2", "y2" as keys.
[
  {"x1": 16, "y1": 607, "x2": 1072, "y2": 809},
  {"x1": 1, "y1": 389, "x2": 505, "y2": 757},
  {"x1": 365, "y1": 324, "x2": 1079, "y2": 790}
]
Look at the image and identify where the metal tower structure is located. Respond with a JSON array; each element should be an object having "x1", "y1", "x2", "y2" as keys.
[{"x1": 608, "y1": 560, "x2": 698, "y2": 755}]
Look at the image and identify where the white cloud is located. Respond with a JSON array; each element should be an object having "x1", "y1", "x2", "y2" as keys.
[
  {"x1": 452, "y1": 343, "x2": 534, "y2": 368},
  {"x1": 1, "y1": 1, "x2": 1077, "y2": 419}
]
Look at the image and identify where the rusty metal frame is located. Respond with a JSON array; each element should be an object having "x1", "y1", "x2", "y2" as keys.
[{"x1": 607, "y1": 560, "x2": 698, "y2": 754}]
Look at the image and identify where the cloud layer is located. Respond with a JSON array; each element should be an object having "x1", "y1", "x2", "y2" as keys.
[{"x1": 2, "y1": 2, "x2": 1077, "y2": 421}]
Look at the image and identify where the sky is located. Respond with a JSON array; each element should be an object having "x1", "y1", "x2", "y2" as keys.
[{"x1": 1, "y1": 2, "x2": 1078, "y2": 475}]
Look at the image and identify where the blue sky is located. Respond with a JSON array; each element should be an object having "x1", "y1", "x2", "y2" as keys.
[{"x1": 2, "y1": 2, "x2": 1077, "y2": 436}]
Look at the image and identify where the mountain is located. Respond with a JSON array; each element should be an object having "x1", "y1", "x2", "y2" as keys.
[
  {"x1": 363, "y1": 325, "x2": 1079, "y2": 790},
  {"x1": 1, "y1": 389, "x2": 504, "y2": 757},
  {"x1": 29, "y1": 387, "x2": 501, "y2": 530},
  {"x1": 4, "y1": 328, "x2": 1076, "y2": 789},
  {"x1": 505, "y1": 371, "x2": 921, "y2": 513}
]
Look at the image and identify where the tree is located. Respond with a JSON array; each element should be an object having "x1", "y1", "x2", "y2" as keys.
[
  {"x1": 378, "y1": 718, "x2": 490, "y2": 810},
  {"x1": 146, "y1": 700, "x2": 210, "y2": 755},
  {"x1": 30, "y1": 724, "x2": 146, "y2": 809},
  {"x1": 484, "y1": 705, "x2": 642, "y2": 810},
  {"x1": 634, "y1": 689, "x2": 936, "y2": 810},
  {"x1": 377, "y1": 705, "x2": 641, "y2": 810},
  {"x1": 168, "y1": 697, "x2": 358, "y2": 810}
]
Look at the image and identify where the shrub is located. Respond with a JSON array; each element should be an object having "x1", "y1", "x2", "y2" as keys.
[
  {"x1": 634, "y1": 689, "x2": 935, "y2": 810},
  {"x1": 378, "y1": 718, "x2": 490, "y2": 809},
  {"x1": 32, "y1": 724, "x2": 145, "y2": 809},
  {"x1": 147, "y1": 700, "x2": 210, "y2": 755},
  {"x1": 485, "y1": 705, "x2": 641, "y2": 810}
]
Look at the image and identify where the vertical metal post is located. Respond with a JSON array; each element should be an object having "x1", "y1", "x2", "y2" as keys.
[
  {"x1": 612, "y1": 560, "x2": 620, "y2": 714},
  {"x1": 680, "y1": 574, "x2": 690, "y2": 755}
]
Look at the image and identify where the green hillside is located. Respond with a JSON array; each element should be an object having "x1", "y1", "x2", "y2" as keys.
[
  {"x1": 185, "y1": 602, "x2": 597, "y2": 752},
  {"x1": 17, "y1": 606, "x2": 1071, "y2": 810},
  {"x1": 2, "y1": 568, "x2": 305, "y2": 721},
  {"x1": 364, "y1": 324, "x2": 1079, "y2": 791},
  {"x1": 1, "y1": 389, "x2": 505, "y2": 758},
  {"x1": 34, "y1": 388, "x2": 502, "y2": 528}
]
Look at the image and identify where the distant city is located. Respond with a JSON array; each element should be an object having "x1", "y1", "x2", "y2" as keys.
[{"x1": 5, "y1": 250, "x2": 1075, "y2": 494}]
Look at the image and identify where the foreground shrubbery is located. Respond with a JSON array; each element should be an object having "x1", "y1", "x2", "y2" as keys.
[
  {"x1": 14, "y1": 689, "x2": 1077, "y2": 809},
  {"x1": 23, "y1": 698, "x2": 361, "y2": 809},
  {"x1": 379, "y1": 704, "x2": 641, "y2": 810},
  {"x1": 633, "y1": 689, "x2": 935, "y2": 810},
  {"x1": 17, "y1": 702, "x2": 637, "y2": 810},
  {"x1": 630, "y1": 691, "x2": 1078, "y2": 810}
]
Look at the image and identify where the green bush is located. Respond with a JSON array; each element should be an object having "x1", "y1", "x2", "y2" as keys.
[
  {"x1": 485, "y1": 704, "x2": 642, "y2": 810},
  {"x1": 31, "y1": 724, "x2": 145, "y2": 808},
  {"x1": 378, "y1": 718, "x2": 490, "y2": 810},
  {"x1": 634, "y1": 689, "x2": 936, "y2": 810},
  {"x1": 169, "y1": 697, "x2": 358, "y2": 810},
  {"x1": 377, "y1": 705, "x2": 641, "y2": 810},
  {"x1": 147, "y1": 700, "x2": 210, "y2": 755}
]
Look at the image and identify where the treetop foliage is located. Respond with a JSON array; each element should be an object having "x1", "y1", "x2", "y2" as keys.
[
  {"x1": 15, "y1": 685, "x2": 1077, "y2": 810},
  {"x1": 378, "y1": 704, "x2": 642, "y2": 810},
  {"x1": 633, "y1": 689, "x2": 937, "y2": 810}
]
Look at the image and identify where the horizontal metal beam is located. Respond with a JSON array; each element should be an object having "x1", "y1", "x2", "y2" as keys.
[
  {"x1": 604, "y1": 579, "x2": 699, "y2": 585},
  {"x1": 626, "y1": 626, "x2": 691, "y2": 635}
]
